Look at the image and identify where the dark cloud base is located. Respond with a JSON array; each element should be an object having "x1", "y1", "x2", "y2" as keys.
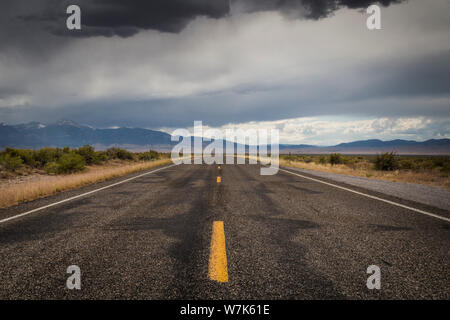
[{"x1": 10, "y1": 0, "x2": 404, "y2": 38}]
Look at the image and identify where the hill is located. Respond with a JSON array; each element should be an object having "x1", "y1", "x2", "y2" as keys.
[{"x1": 1, "y1": 121, "x2": 449, "y2": 154}]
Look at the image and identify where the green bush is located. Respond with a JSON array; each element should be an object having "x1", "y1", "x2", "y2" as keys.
[
  {"x1": 433, "y1": 158, "x2": 445, "y2": 167},
  {"x1": 3, "y1": 148, "x2": 37, "y2": 167},
  {"x1": 96, "y1": 151, "x2": 109, "y2": 162},
  {"x1": 329, "y1": 153, "x2": 342, "y2": 165},
  {"x1": 0, "y1": 146, "x2": 164, "y2": 175},
  {"x1": 318, "y1": 156, "x2": 327, "y2": 164},
  {"x1": 35, "y1": 147, "x2": 62, "y2": 167},
  {"x1": 150, "y1": 150, "x2": 159, "y2": 160},
  {"x1": 342, "y1": 156, "x2": 355, "y2": 166},
  {"x1": 44, "y1": 161, "x2": 60, "y2": 175},
  {"x1": 15, "y1": 149, "x2": 38, "y2": 167},
  {"x1": 1, "y1": 154, "x2": 24, "y2": 171},
  {"x1": 106, "y1": 147, "x2": 134, "y2": 160},
  {"x1": 55, "y1": 153, "x2": 86, "y2": 174},
  {"x1": 398, "y1": 159, "x2": 416, "y2": 170},
  {"x1": 76, "y1": 145, "x2": 99, "y2": 165},
  {"x1": 374, "y1": 152, "x2": 398, "y2": 171},
  {"x1": 441, "y1": 162, "x2": 450, "y2": 173},
  {"x1": 138, "y1": 152, "x2": 151, "y2": 161},
  {"x1": 138, "y1": 150, "x2": 160, "y2": 161}
]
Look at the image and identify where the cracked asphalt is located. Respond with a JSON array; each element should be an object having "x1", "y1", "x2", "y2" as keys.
[{"x1": 0, "y1": 163, "x2": 448, "y2": 299}]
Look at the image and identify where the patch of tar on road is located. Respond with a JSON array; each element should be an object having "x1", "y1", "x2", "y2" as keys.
[
  {"x1": 0, "y1": 210, "x2": 83, "y2": 245},
  {"x1": 286, "y1": 184, "x2": 323, "y2": 195},
  {"x1": 226, "y1": 165, "x2": 346, "y2": 299},
  {"x1": 368, "y1": 224, "x2": 412, "y2": 232},
  {"x1": 99, "y1": 165, "x2": 225, "y2": 298}
]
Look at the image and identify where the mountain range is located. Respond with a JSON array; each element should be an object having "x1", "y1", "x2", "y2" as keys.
[{"x1": 1, "y1": 120, "x2": 449, "y2": 155}]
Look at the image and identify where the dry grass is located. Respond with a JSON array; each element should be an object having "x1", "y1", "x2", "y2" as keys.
[
  {"x1": 0, "y1": 159, "x2": 172, "y2": 209},
  {"x1": 280, "y1": 159, "x2": 450, "y2": 189}
]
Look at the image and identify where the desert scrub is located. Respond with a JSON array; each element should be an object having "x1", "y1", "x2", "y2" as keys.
[
  {"x1": 374, "y1": 152, "x2": 399, "y2": 171},
  {"x1": 56, "y1": 153, "x2": 86, "y2": 173},
  {"x1": 0, "y1": 154, "x2": 24, "y2": 172},
  {"x1": 75, "y1": 145, "x2": 104, "y2": 165},
  {"x1": 44, "y1": 153, "x2": 86, "y2": 174},
  {"x1": 106, "y1": 147, "x2": 134, "y2": 160},
  {"x1": 279, "y1": 154, "x2": 450, "y2": 189},
  {"x1": 329, "y1": 153, "x2": 343, "y2": 165},
  {"x1": 318, "y1": 156, "x2": 327, "y2": 164},
  {"x1": 0, "y1": 158, "x2": 172, "y2": 208}
]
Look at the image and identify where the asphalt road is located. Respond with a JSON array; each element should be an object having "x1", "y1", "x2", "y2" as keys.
[{"x1": 0, "y1": 163, "x2": 449, "y2": 299}]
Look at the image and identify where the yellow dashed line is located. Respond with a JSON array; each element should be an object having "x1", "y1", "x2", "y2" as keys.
[
  {"x1": 217, "y1": 176, "x2": 221, "y2": 183},
  {"x1": 208, "y1": 221, "x2": 228, "y2": 282}
]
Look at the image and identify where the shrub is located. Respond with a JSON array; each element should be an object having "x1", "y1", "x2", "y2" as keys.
[
  {"x1": 342, "y1": 156, "x2": 355, "y2": 166},
  {"x1": 96, "y1": 151, "x2": 109, "y2": 162},
  {"x1": 417, "y1": 159, "x2": 435, "y2": 171},
  {"x1": 44, "y1": 161, "x2": 60, "y2": 175},
  {"x1": 106, "y1": 147, "x2": 134, "y2": 160},
  {"x1": 433, "y1": 158, "x2": 445, "y2": 168},
  {"x1": 3, "y1": 148, "x2": 37, "y2": 167},
  {"x1": 56, "y1": 153, "x2": 86, "y2": 174},
  {"x1": 440, "y1": 162, "x2": 450, "y2": 173},
  {"x1": 76, "y1": 145, "x2": 99, "y2": 165},
  {"x1": 374, "y1": 152, "x2": 398, "y2": 171},
  {"x1": 329, "y1": 153, "x2": 342, "y2": 165},
  {"x1": 398, "y1": 159, "x2": 416, "y2": 170},
  {"x1": 138, "y1": 152, "x2": 151, "y2": 161},
  {"x1": 35, "y1": 148, "x2": 62, "y2": 167},
  {"x1": 15, "y1": 149, "x2": 38, "y2": 167},
  {"x1": 138, "y1": 150, "x2": 161, "y2": 161},
  {"x1": 318, "y1": 156, "x2": 327, "y2": 164},
  {"x1": 1, "y1": 154, "x2": 24, "y2": 171},
  {"x1": 149, "y1": 150, "x2": 159, "y2": 160}
]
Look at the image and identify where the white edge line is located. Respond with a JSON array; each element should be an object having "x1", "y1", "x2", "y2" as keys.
[
  {"x1": 279, "y1": 168, "x2": 450, "y2": 223},
  {"x1": 0, "y1": 163, "x2": 177, "y2": 225}
]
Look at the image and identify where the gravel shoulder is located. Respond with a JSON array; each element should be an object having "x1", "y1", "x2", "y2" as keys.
[{"x1": 283, "y1": 166, "x2": 450, "y2": 211}]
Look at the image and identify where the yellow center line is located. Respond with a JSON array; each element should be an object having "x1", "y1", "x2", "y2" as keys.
[
  {"x1": 208, "y1": 221, "x2": 228, "y2": 283},
  {"x1": 217, "y1": 176, "x2": 221, "y2": 183}
]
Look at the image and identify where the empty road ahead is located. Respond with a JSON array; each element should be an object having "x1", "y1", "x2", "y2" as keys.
[{"x1": 0, "y1": 164, "x2": 449, "y2": 299}]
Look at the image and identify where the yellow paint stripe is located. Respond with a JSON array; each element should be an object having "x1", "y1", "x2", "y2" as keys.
[
  {"x1": 217, "y1": 176, "x2": 221, "y2": 183},
  {"x1": 208, "y1": 221, "x2": 228, "y2": 283}
]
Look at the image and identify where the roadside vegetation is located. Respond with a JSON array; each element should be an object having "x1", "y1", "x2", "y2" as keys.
[
  {"x1": 280, "y1": 152, "x2": 450, "y2": 189},
  {"x1": 0, "y1": 146, "x2": 171, "y2": 208}
]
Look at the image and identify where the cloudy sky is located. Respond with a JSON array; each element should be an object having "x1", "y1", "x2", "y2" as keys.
[{"x1": 0, "y1": 0, "x2": 449, "y2": 145}]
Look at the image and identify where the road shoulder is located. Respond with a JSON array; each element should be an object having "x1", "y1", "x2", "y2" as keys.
[{"x1": 282, "y1": 166, "x2": 450, "y2": 212}]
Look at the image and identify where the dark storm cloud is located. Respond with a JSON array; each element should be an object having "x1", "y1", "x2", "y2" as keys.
[
  {"x1": 3, "y1": 0, "x2": 404, "y2": 38},
  {"x1": 1, "y1": 0, "x2": 447, "y2": 139},
  {"x1": 10, "y1": 0, "x2": 230, "y2": 38},
  {"x1": 234, "y1": 0, "x2": 403, "y2": 20}
]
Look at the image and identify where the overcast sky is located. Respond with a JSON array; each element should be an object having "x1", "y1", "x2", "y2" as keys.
[{"x1": 0, "y1": 0, "x2": 449, "y2": 144}]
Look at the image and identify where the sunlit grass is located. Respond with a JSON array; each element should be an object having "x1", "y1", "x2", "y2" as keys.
[
  {"x1": 0, "y1": 159, "x2": 172, "y2": 208},
  {"x1": 279, "y1": 159, "x2": 450, "y2": 189}
]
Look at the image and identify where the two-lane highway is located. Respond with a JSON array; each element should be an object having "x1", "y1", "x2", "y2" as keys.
[{"x1": 0, "y1": 164, "x2": 448, "y2": 299}]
